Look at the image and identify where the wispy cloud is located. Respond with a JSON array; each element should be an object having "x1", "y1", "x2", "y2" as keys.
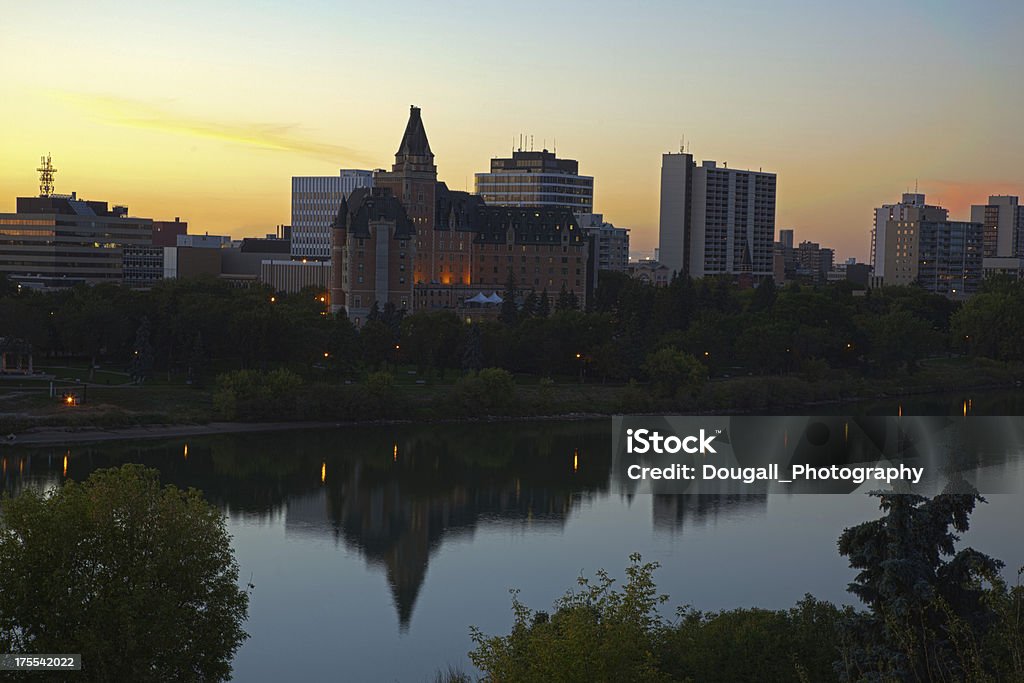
[{"x1": 50, "y1": 91, "x2": 369, "y2": 165}]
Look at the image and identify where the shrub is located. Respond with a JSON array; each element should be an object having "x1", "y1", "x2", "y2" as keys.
[
  {"x1": 0, "y1": 465, "x2": 249, "y2": 681},
  {"x1": 212, "y1": 368, "x2": 303, "y2": 420}
]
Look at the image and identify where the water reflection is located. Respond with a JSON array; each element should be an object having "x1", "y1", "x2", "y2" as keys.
[
  {"x1": 652, "y1": 493, "x2": 767, "y2": 533},
  {"x1": 3, "y1": 421, "x2": 611, "y2": 628}
]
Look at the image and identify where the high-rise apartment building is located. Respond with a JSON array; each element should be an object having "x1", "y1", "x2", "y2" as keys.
[
  {"x1": 795, "y1": 241, "x2": 835, "y2": 285},
  {"x1": 777, "y1": 228, "x2": 794, "y2": 250},
  {"x1": 657, "y1": 153, "x2": 776, "y2": 279},
  {"x1": 575, "y1": 213, "x2": 630, "y2": 272},
  {"x1": 291, "y1": 170, "x2": 373, "y2": 260},
  {"x1": 970, "y1": 195, "x2": 1023, "y2": 258},
  {"x1": 475, "y1": 150, "x2": 593, "y2": 214},
  {"x1": 917, "y1": 220, "x2": 983, "y2": 298},
  {"x1": 871, "y1": 193, "x2": 947, "y2": 282},
  {"x1": 872, "y1": 192, "x2": 982, "y2": 298}
]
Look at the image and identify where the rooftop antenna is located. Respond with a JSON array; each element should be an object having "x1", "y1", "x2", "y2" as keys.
[
  {"x1": 530, "y1": 135, "x2": 534, "y2": 151},
  {"x1": 37, "y1": 153, "x2": 56, "y2": 197},
  {"x1": 554, "y1": 137, "x2": 557, "y2": 154},
  {"x1": 915, "y1": 178, "x2": 919, "y2": 193},
  {"x1": 680, "y1": 134, "x2": 684, "y2": 154}
]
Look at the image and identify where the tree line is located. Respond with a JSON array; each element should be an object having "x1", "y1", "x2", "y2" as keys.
[{"x1": 0, "y1": 272, "x2": 1020, "y2": 388}]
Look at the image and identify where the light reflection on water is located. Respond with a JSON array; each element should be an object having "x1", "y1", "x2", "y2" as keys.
[{"x1": 1, "y1": 392, "x2": 1023, "y2": 682}]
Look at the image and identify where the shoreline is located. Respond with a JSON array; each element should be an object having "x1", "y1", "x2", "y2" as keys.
[
  {"x1": 4, "y1": 412, "x2": 612, "y2": 448},
  {"x1": 6, "y1": 378, "x2": 1021, "y2": 448}
]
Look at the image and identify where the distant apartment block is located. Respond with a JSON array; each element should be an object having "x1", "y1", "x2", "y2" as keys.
[
  {"x1": 795, "y1": 241, "x2": 834, "y2": 285},
  {"x1": 658, "y1": 152, "x2": 776, "y2": 279},
  {"x1": 971, "y1": 195, "x2": 1023, "y2": 258},
  {"x1": 291, "y1": 170, "x2": 373, "y2": 260},
  {"x1": 571, "y1": 213, "x2": 629, "y2": 294},
  {"x1": 871, "y1": 193, "x2": 948, "y2": 282},
  {"x1": 871, "y1": 192, "x2": 982, "y2": 298},
  {"x1": 917, "y1": 220, "x2": 983, "y2": 298},
  {"x1": 475, "y1": 149, "x2": 593, "y2": 214}
]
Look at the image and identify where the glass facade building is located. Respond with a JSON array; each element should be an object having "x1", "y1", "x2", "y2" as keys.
[{"x1": 475, "y1": 150, "x2": 593, "y2": 214}]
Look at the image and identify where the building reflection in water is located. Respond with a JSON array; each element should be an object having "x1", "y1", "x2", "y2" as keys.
[
  {"x1": 652, "y1": 493, "x2": 767, "y2": 534},
  {"x1": 2, "y1": 421, "x2": 612, "y2": 628}
]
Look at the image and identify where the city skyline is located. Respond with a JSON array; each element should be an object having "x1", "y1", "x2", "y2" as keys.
[{"x1": 2, "y1": 0, "x2": 1022, "y2": 262}]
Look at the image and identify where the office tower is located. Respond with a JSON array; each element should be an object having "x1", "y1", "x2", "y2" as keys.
[
  {"x1": 475, "y1": 149, "x2": 593, "y2": 214},
  {"x1": 291, "y1": 169, "x2": 373, "y2": 260},
  {"x1": 1, "y1": 193, "x2": 152, "y2": 288},
  {"x1": 657, "y1": 152, "x2": 776, "y2": 279},
  {"x1": 971, "y1": 195, "x2": 1023, "y2": 258}
]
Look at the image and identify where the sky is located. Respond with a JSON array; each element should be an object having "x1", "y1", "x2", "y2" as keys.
[{"x1": 1, "y1": 0, "x2": 1021, "y2": 261}]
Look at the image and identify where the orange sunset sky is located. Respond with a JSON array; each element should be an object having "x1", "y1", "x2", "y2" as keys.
[{"x1": 2, "y1": 0, "x2": 1021, "y2": 262}]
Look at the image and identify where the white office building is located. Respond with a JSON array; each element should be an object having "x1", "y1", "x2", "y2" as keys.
[
  {"x1": 657, "y1": 152, "x2": 776, "y2": 278},
  {"x1": 291, "y1": 170, "x2": 373, "y2": 260}
]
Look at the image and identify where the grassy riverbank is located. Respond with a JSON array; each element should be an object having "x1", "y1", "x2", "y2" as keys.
[{"x1": 2, "y1": 357, "x2": 1021, "y2": 440}]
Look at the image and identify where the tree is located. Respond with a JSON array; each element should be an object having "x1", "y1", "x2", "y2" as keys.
[
  {"x1": 556, "y1": 283, "x2": 577, "y2": 312},
  {"x1": 0, "y1": 465, "x2": 249, "y2": 682},
  {"x1": 470, "y1": 553, "x2": 671, "y2": 682},
  {"x1": 128, "y1": 316, "x2": 155, "y2": 384},
  {"x1": 462, "y1": 323, "x2": 484, "y2": 372},
  {"x1": 643, "y1": 347, "x2": 708, "y2": 399},
  {"x1": 500, "y1": 273, "x2": 519, "y2": 326},
  {"x1": 521, "y1": 289, "x2": 539, "y2": 318},
  {"x1": 537, "y1": 289, "x2": 551, "y2": 318},
  {"x1": 359, "y1": 320, "x2": 392, "y2": 370},
  {"x1": 187, "y1": 331, "x2": 206, "y2": 386},
  {"x1": 860, "y1": 308, "x2": 938, "y2": 373},
  {"x1": 0, "y1": 273, "x2": 16, "y2": 297},
  {"x1": 837, "y1": 488, "x2": 1007, "y2": 681}
]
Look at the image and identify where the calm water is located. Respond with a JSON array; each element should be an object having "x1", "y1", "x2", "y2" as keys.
[{"x1": 4, "y1": 391, "x2": 1024, "y2": 682}]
